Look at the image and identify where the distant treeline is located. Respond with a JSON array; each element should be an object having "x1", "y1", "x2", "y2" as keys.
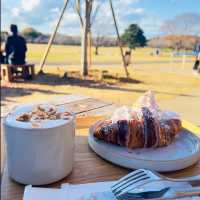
[
  {"x1": 0, "y1": 28, "x2": 118, "y2": 47},
  {"x1": 1, "y1": 27, "x2": 200, "y2": 50},
  {"x1": 148, "y1": 35, "x2": 200, "y2": 51}
]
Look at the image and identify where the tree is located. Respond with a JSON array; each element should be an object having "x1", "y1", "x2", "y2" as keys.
[
  {"x1": 148, "y1": 35, "x2": 200, "y2": 50},
  {"x1": 121, "y1": 24, "x2": 146, "y2": 51},
  {"x1": 75, "y1": 0, "x2": 104, "y2": 75},
  {"x1": 93, "y1": 36, "x2": 103, "y2": 55},
  {"x1": 75, "y1": 0, "x2": 94, "y2": 76},
  {"x1": 91, "y1": 2, "x2": 114, "y2": 55},
  {"x1": 160, "y1": 13, "x2": 200, "y2": 51},
  {"x1": 92, "y1": 20, "x2": 113, "y2": 55},
  {"x1": 161, "y1": 13, "x2": 200, "y2": 36},
  {"x1": 21, "y1": 27, "x2": 42, "y2": 41}
]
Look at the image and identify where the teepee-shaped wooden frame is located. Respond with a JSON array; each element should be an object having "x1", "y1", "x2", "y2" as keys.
[{"x1": 39, "y1": 0, "x2": 129, "y2": 77}]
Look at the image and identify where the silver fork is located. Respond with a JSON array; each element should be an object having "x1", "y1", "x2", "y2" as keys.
[
  {"x1": 111, "y1": 169, "x2": 200, "y2": 199},
  {"x1": 111, "y1": 169, "x2": 156, "y2": 198}
]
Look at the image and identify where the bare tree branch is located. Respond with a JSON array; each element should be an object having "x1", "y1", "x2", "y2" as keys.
[
  {"x1": 91, "y1": 2, "x2": 101, "y2": 26},
  {"x1": 88, "y1": 0, "x2": 93, "y2": 28},
  {"x1": 161, "y1": 13, "x2": 200, "y2": 35},
  {"x1": 75, "y1": 0, "x2": 83, "y2": 27}
]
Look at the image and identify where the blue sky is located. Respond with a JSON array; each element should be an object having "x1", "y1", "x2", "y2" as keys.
[{"x1": 1, "y1": 0, "x2": 200, "y2": 38}]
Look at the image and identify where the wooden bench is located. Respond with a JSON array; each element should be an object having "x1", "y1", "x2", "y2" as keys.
[{"x1": 1, "y1": 64, "x2": 35, "y2": 82}]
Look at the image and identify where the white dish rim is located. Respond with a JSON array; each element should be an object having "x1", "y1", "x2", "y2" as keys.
[
  {"x1": 4, "y1": 103, "x2": 75, "y2": 130},
  {"x1": 88, "y1": 123, "x2": 200, "y2": 163}
]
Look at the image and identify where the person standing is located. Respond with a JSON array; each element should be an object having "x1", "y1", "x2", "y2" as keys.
[
  {"x1": 5, "y1": 24, "x2": 27, "y2": 65},
  {"x1": 124, "y1": 50, "x2": 132, "y2": 67},
  {"x1": 0, "y1": 45, "x2": 6, "y2": 64},
  {"x1": 193, "y1": 51, "x2": 200, "y2": 73}
]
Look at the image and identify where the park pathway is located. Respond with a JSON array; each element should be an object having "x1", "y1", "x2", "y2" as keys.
[
  {"x1": 160, "y1": 89, "x2": 200, "y2": 126},
  {"x1": 31, "y1": 60, "x2": 193, "y2": 66}
]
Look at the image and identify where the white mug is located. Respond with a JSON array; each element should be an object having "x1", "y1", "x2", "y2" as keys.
[{"x1": 3, "y1": 104, "x2": 75, "y2": 185}]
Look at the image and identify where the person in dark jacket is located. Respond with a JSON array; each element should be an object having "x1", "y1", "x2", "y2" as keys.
[
  {"x1": 193, "y1": 51, "x2": 200, "y2": 73},
  {"x1": 5, "y1": 24, "x2": 27, "y2": 65}
]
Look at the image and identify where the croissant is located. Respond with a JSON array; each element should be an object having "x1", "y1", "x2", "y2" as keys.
[{"x1": 93, "y1": 107, "x2": 182, "y2": 148}]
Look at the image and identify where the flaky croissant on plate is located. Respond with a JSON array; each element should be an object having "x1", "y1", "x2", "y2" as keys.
[{"x1": 93, "y1": 91, "x2": 182, "y2": 149}]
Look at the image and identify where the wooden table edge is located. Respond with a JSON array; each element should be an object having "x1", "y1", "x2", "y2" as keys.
[{"x1": 182, "y1": 120, "x2": 200, "y2": 136}]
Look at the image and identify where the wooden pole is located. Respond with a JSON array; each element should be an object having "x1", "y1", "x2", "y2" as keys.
[
  {"x1": 81, "y1": 0, "x2": 92, "y2": 76},
  {"x1": 88, "y1": 30, "x2": 92, "y2": 68},
  {"x1": 39, "y1": 0, "x2": 70, "y2": 73},
  {"x1": 109, "y1": 0, "x2": 129, "y2": 77}
]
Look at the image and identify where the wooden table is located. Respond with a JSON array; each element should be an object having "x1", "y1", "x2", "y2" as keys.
[{"x1": 1, "y1": 95, "x2": 200, "y2": 200}]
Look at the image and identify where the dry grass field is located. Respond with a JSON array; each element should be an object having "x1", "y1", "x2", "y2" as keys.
[
  {"x1": 27, "y1": 44, "x2": 194, "y2": 63},
  {"x1": 1, "y1": 44, "x2": 200, "y2": 111}
]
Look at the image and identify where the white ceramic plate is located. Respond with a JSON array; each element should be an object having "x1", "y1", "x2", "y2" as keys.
[{"x1": 88, "y1": 123, "x2": 200, "y2": 172}]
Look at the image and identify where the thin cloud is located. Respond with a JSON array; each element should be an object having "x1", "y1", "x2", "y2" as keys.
[
  {"x1": 21, "y1": 0, "x2": 40, "y2": 11},
  {"x1": 12, "y1": 8, "x2": 20, "y2": 17},
  {"x1": 133, "y1": 8, "x2": 144, "y2": 14},
  {"x1": 51, "y1": 7, "x2": 60, "y2": 13}
]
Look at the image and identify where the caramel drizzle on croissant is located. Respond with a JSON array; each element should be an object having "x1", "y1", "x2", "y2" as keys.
[{"x1": 93, "y1": 110, "x2": 182, "y2": 149}]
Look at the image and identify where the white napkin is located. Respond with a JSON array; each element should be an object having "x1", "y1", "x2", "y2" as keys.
[
  {"x1": 61, "y1": 181, "x2": 116, "y2": 200},
  {"x1": 23, "y1": 185, "x2": 66, "y2": 200},
  {"x1": 24, "y1": 181, "x2": 199, "y2": 200}
]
